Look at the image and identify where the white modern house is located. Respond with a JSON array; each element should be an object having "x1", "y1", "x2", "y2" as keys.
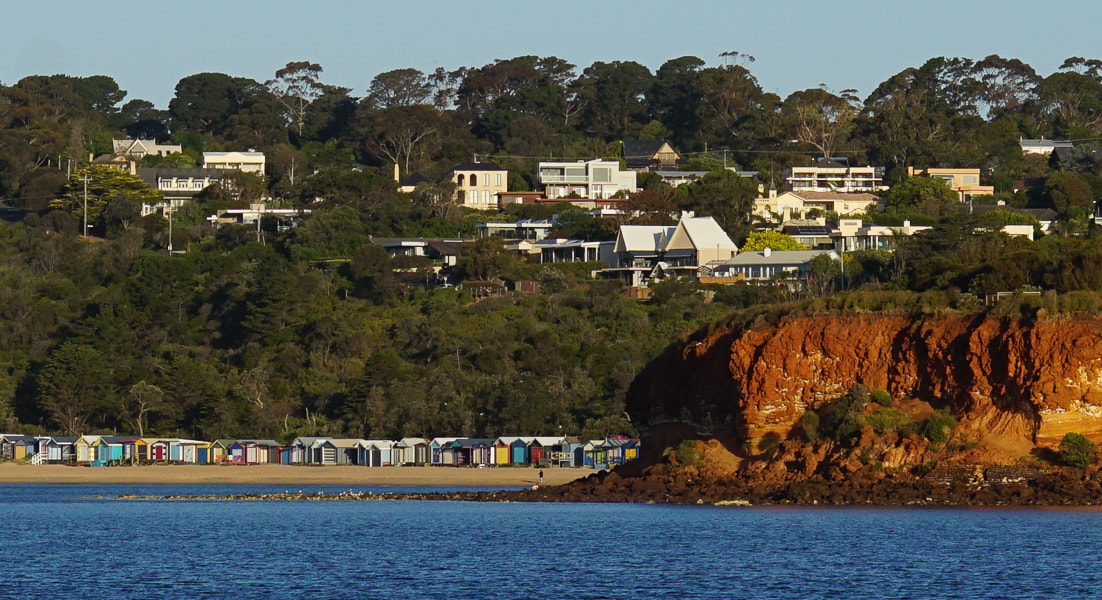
[
  {"x1": 1019, "y1": 137, "x2": 1073, "y2": 156},
  {"x1": 538, "y1": 159, "x2": 638, "y2": 200},
  {"x1": 784, "y1": 158, "x2": 887, "y2": 193}
]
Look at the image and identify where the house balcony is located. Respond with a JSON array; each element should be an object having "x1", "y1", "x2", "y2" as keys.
[{"x1": 539, "y1": 174, "x2": 591, "y2": 184}]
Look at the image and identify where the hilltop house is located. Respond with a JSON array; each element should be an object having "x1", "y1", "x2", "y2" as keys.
[
  {"x1": 202, "y1": 151, "x2": 266, "y2": 174},
  {"x1": 601, "y1": 215, "x2": 738, "y2": 286},
  {"x1": 539, "y1": 159, "x2": 638, "y2": 200},
  {"x1": 621, "y1": 139, "x2": 680, "y2": 170},
  {"x1": 711, "y1": 248, "x2": 838, "y2": 283},
  {"x1": 138, "y1": 167, "x2": 230, "y2": 216},
  {"x1": 477, "y1": 219, "x2": 556, "y2": 241},
  {"x1": 784, "y1": 158, "x2": 887, "y2": 193},
  {"x1": 1019, "y1": 137, "x2": 1073, "y2": 155},
  {"x1": 907, "y1": 167, "x2": 994, "y2": 203},
  {"x1": 450, "y1": 161, "x2": 508, "y2": 209},
  {"x1": 112, "y1": 139, "x2": 182, "y2": 158},
  {"x1": 753, "y1": 186, "x2": 882, "y2": 222}
]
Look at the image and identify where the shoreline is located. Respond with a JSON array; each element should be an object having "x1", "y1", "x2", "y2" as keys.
[{"x1": 0, "y1": 463, "x2": 589, "y2": 486}]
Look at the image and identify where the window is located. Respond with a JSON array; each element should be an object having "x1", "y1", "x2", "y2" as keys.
[
  {"x1": 482, "y1": 190, "x2": 490, "y2": 204},
  {"x1": 457, "y1": 174, "x2": 465, "y2": 186},
  {"x1": 470, "y1": 174, "x2": 478, "y2": 186},
  {"x1": 963, "y1": 175, "x2": 978, "y2": 185},
  {"x1": 495, "y1": 174, "x2": 502, "y2": 187},
  {"x1": 593, "y1": 167, "x2": 611, "y2": 183}
]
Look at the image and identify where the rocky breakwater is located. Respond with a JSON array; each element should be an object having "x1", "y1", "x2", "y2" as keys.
[{"x1": 627, "y1": 312, "x2": 1102, "y2": 456}]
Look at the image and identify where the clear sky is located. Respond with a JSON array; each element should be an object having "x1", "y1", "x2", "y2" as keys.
[{"x1": 2, "y1": 0, "x2": 1098, "y2": 109}]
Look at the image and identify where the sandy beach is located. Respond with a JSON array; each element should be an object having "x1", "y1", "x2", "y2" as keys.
[{"x1": 0, "y1": 462, "x2": 591, "y2": 486}]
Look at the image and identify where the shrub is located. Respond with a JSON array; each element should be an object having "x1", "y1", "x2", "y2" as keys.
[
  {"x1": 859, "y1": 407, "x2": 914, "y2": 436},
  {"x1": 870, "y1": 389, "x2": 893, "y2": 407},
  {"x1": 673, "y1": 439, "x2": 702, "y2": 467},
  {"x1": 799, "y1": 410, "x2": 821, "y2": 442},
  {"x1": 1058, "y1": 432, "x2": 1096, "y2": 469},
  {"x1": 922, "y1": 409, "x2": 957, "y2": 444}
]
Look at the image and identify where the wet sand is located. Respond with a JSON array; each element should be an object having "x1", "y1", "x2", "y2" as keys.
[{"x1": 0, "y1": 462, "x2": 588, "y2": 486}]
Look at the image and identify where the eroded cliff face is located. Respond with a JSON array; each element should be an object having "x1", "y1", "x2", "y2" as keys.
[{"x1": 627, "y1": 313, "x2": 1102, "y2": 453}]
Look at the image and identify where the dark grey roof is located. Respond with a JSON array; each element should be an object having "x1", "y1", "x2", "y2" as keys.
[
  {"x1": 622, "y1": 139, "x2": 667, "y2": 159},
  {"x1": 451, "y1": 161, "x2": 506, "y2": 172},
  {"x1": 622, "y1": 139, "x2": 677, "y2": 169},
  {"x1": 814, "y1": 157, "x2": 850, "y2": 168}
]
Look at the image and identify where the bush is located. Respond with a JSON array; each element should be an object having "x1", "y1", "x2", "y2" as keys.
[
  {"x1": 673, "y1": 439, "x2": 702, "y2": 467},
  {"x1": 1058, "y1": 432, "x2": 1096, "y2": 469},
  {"x1": 799, "y1": 410, "x2": 821, "y2": 442},
  {"x1": 870, "y1": 389, "x2": 892, "y2": 407},
  {"x1": 859, "y1": 407, "x2": 914, "y2": 436},
  {"x1": 922, "y1": 409, "x2": 957, "y2": 444}
]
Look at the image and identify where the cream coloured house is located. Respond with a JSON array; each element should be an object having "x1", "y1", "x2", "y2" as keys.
[
  {"x1": 906, "y1": 167, "x2": 994, "y2": 203},
  {"x1": 450, "y1": 161, "x2": 508, "y2": 209},
  {"x1": 112, "y1": 139, "x2": 182, "y2": 158},
  {"x1": 202, "y1": 151, "x2": 266, "y2": 174},
  {"x1": 753, "y1": 187, "x2": 882, "y2": 222}
]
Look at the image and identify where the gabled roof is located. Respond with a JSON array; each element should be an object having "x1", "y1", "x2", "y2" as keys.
[
  {"x1": 664, "y1": 217, "x2": 738, "y2": 253},
  {"x1": 622, "y1": 139, "x2": 668, "y2": 159},
  {"x1": 530, "y1": 436, "x2": 567, "y2": 446},
  {"x1": 615, "y1": 225, "x2": 676, "y2": 253}
]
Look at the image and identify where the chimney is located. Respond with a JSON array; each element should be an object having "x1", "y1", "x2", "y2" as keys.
[{"x1": 763, "y1": 247, "x2": 772, "y2": 257}]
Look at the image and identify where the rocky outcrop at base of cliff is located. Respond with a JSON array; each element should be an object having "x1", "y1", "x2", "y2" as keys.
[
  {"x1": 627, "y1": 312, "x2": 1102, "y2": 454},
  {"x1": 508, "y1": 436, "x2": 1102, "y2": 506}
]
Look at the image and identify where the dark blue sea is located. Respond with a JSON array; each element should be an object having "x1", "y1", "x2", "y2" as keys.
[{"x1": 2, "y1": 483, "x2": 1101, "y2": 599}]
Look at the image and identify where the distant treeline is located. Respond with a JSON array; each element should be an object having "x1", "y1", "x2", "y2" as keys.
[{"x1": 3, "y1": 54, "x2": 1102, "y2": 206}]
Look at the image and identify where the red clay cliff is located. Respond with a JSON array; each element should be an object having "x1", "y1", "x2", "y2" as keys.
[{"x1": 627, "y1": 312, "x2": 1102, "y2": 458}]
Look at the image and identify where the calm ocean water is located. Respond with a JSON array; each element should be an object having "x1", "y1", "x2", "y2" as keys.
[{"x1": 2, "y1": 483, "x2": 1101, "y2": 599}]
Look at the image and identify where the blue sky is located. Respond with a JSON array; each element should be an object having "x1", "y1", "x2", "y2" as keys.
[{"x1": 2, "y1": 0, "x2": 1098, "y2": 108}]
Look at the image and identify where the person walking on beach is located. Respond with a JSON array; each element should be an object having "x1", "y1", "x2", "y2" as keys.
[{"x1": 538, "y1": 469, "x2": 544, "y2": 484}]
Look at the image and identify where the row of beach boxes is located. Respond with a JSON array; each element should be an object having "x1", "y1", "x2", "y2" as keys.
[{"x1": 0, "y1": 434, "x2": 640, "y2": 469}]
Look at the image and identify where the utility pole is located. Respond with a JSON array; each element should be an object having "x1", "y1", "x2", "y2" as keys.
[
  {"x1": 167, "y1": 204, "x2": 173, "y2": 254},
  {"x1": 81, "y1": 173, "x2": 91, "y2": 239}
]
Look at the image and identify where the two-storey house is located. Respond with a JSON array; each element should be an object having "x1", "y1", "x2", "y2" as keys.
[
  {"x1": 784, "y1": 157, "x2": 887, "y2": 193},
  {"x1": 907, "y1": 167, "x2": 994, "y2": 203},
  {"x1": 450, "y1": 161, "x2": 508, "y2": 209},
  {"x1": 538, "y1": 159, "x2": 638, "y2": 200}
]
